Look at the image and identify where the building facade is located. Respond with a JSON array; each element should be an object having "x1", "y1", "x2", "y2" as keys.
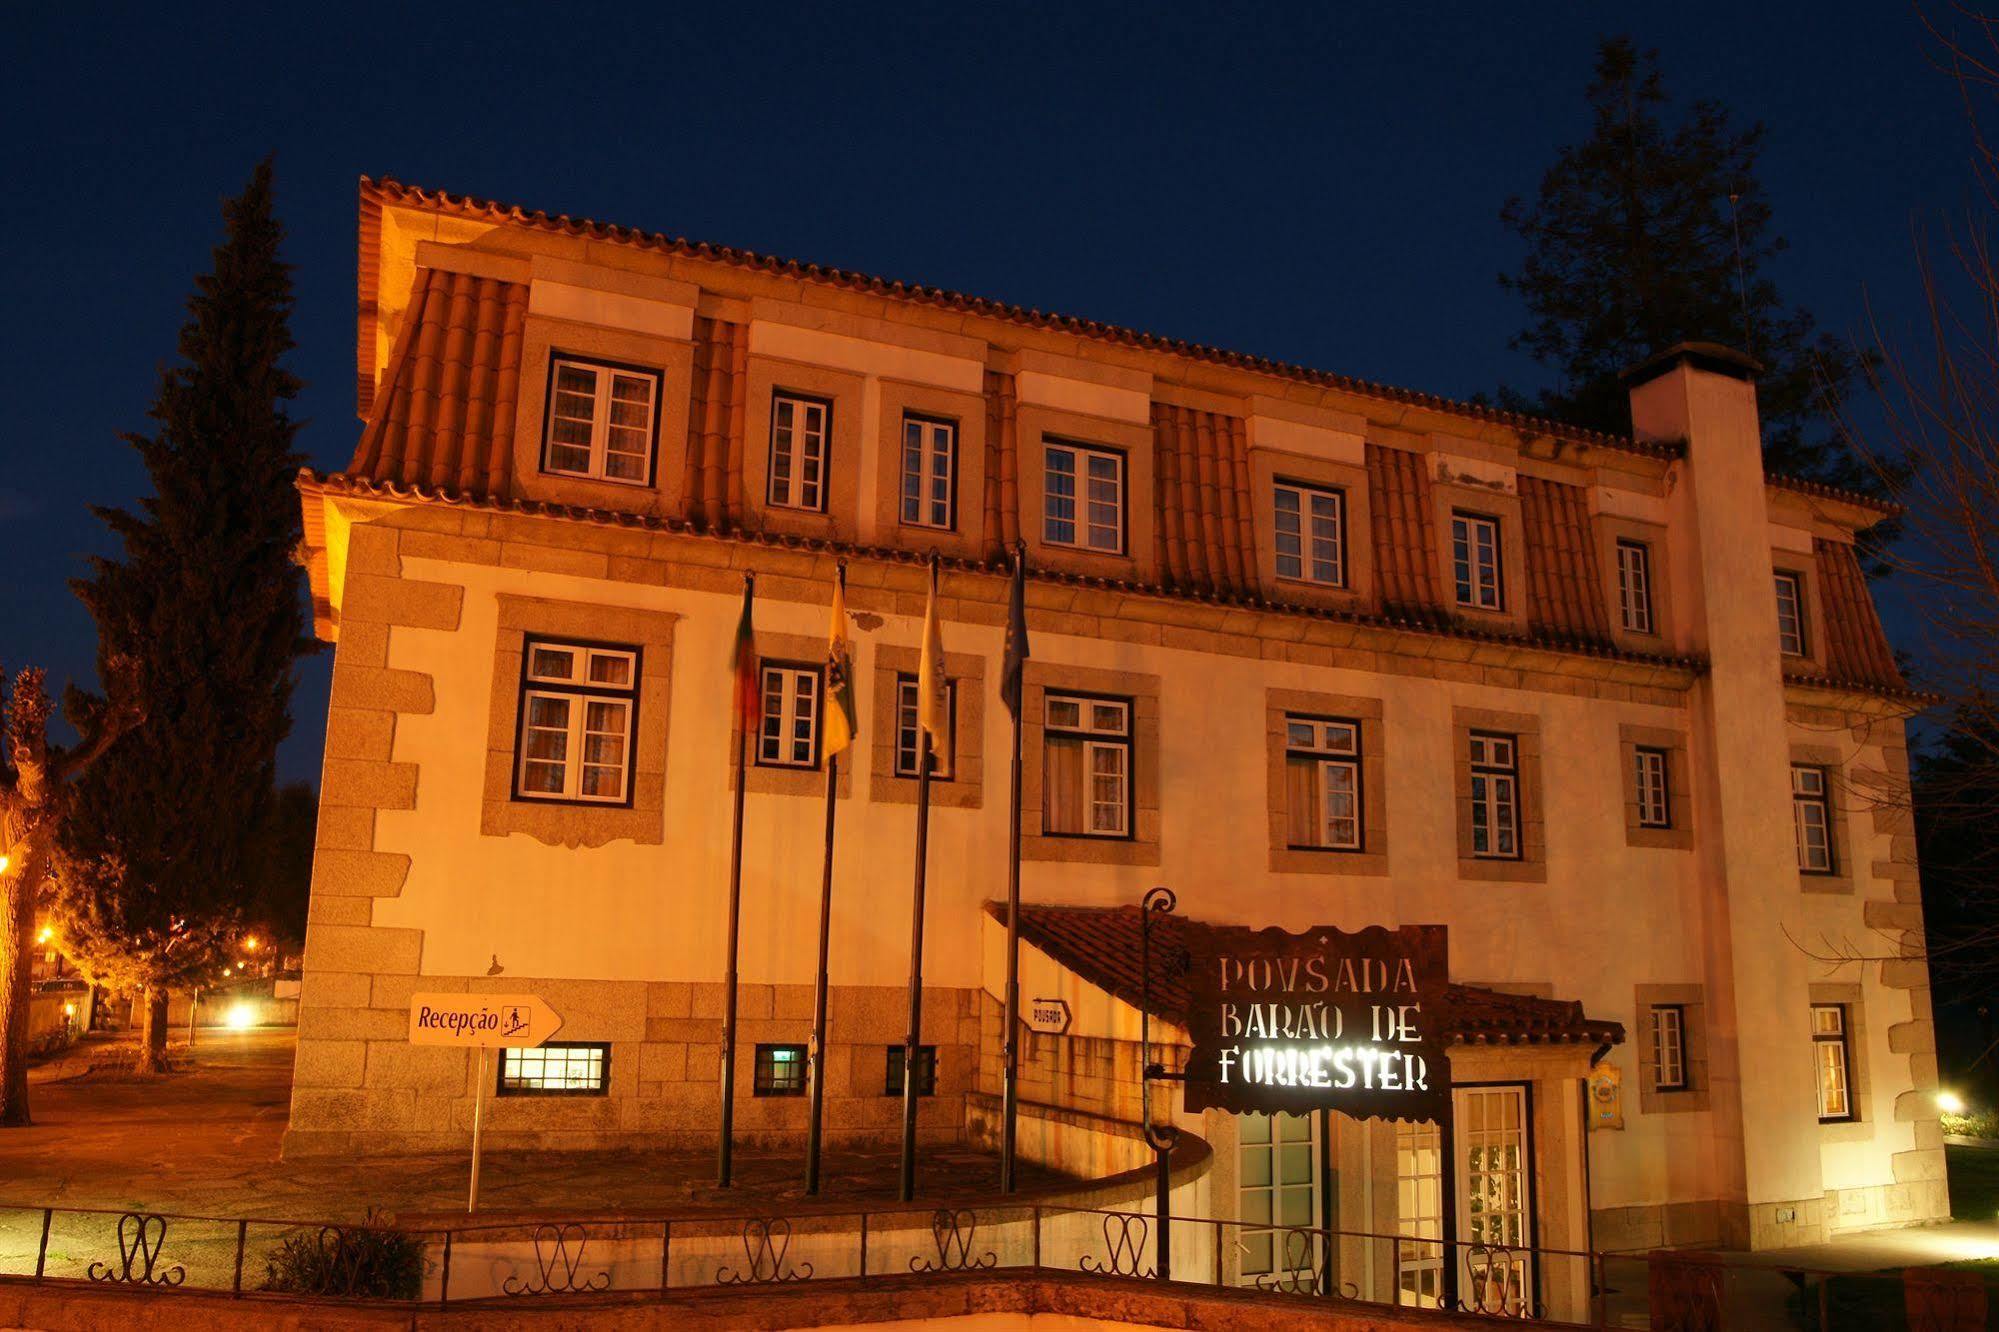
[{"x1": 290, "y1": 179, "x2": 1943, "y2": 1292}]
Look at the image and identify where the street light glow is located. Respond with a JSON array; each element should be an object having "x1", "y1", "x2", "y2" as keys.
[
  {"x1": 36, "y1": 927, "x2": 53, "y2": 945},
  {"x1": 225, "y1": 1003, "x2": 255, "y2": 1030},
  {"x1": 243, "y1": 937, "x2": 257, "y2": 951},
  {"x1": 1939, "y1": 1090, "x2": 1968, "y2": 1116}
]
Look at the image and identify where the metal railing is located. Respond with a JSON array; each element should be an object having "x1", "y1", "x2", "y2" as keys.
[{"x1": 1, "y1": 1199, "x2": 1991, "y2": 1327}]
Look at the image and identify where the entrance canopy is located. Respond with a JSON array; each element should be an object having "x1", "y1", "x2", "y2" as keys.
[{"x1": 985, "y1": 902, "x2": 1625, "y2": 1053}]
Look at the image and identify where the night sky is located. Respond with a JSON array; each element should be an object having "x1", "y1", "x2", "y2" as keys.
[{"x1": 2, "y1": 3, "x2": 1973, "y2": 786}]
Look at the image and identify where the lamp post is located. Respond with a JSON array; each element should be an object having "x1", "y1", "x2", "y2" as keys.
[{"x1": 1138, "y1": 886, "x2": 1182, "y2": 1282}]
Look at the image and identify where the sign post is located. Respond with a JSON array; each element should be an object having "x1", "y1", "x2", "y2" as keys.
[{"x1": 408, "y1": 994, "x2": 564, "y2": 1213}]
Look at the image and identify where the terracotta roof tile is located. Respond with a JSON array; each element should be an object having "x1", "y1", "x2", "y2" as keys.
[
  {"x1": 681, "y1": 316, "x2": 747, "y2": 529},
  {"x1": 349, "y1": 267, "x2": 525, "y2": 492},
  {"x1": 1518, "y1": 475, "x2": 1612, "y2": 645},
  {"x1": 984, "y1": 902, "x2": 1624, "y2": 1048},
  {"x1": 1812, "y1": 538, "x2": 1906, "y2": 692},
  {"x1": 359, "y1": 177, "x2": 1672, "y2": 462},
  {"x1": 1365, "y1": 445, "x2": 1445, "y2": 623},
  {"x1": 1152, "y1": 404, "x2": 1258, "y2": 596}
]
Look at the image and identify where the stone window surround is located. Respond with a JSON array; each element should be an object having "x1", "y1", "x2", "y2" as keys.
[
  {"x1": 1618, "y1": 723, "x2": 1694, "y2": 851},
  {"x1": 1264, "y1": 688, "x2": 1388, "y2": 877},
  {"x1": 731, "y1": 631, "x2": 855, "y2": 800},
  {"x1": 1771, "y1": 552, "x2": 1830, "y2": 677},
  {"x1": 1811, "y1": 981, "x2": 1871, "y2": 1141},
  {"x1": 1019, "y1": 660, "x2": 1161, "y2": 866},
  {"x1": 871, "y1": 378, "x2": 990, "y2": 561},
  {"x1": 1596, "y1": 514, "x2": 1674, "y2": 653},
  {"x1": 1451, "y1": 706, "x2": 1546, "y2": 883},
  {"x1": 512, "y1": 313, "x2": 696, "y2": 517},
  {"x1": 1635, "y1": 983, "x2": 1710, "y2": 1114},
  {"x1": 872, "y1": 643, "x2": 986, "y2": 809},
  {"x1": 1247, "y1": 447, "x2": 1375, "y2": 615},
  {"x1": 742, "y1": 355, "x2": 867, "y2": 543},
  {"x1": 1790, "y1": 743, "x2": 1853, "y2": 895},
  {"x1": 1015, "y1": 402, "x2": 1157, "y2": 585},
  {"x1": 1432, "y1": 481, "x2": 1530, "y2": 636},
  {"x1": 482, "y1": 595, "x2": 677, "y2": 849}
]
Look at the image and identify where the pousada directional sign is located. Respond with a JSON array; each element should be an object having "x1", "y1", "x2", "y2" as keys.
[{"x1": 408, "y1": 993, "x2": 564, "y2": 1049}]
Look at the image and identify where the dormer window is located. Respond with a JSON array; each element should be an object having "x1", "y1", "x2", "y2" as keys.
[
  {"x1": 1043, "y1": 441, "x2": 1125, "y2": 554},
  {"x1": 542, "y1": 357, "x2": 660, "y2": 485},
  {"x1": 1774, "y1": 571, "x2": 1808, "y2": 658},
  {"x1": 1451, "y1": 512, "x2": 1504, "y2": 611}
]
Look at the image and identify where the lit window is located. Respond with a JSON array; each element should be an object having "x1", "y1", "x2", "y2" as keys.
[
  {"x1": 900, "y1": 415, "x2": 956, "y2": 530},
  {"x1": 1792, "y1": 765, "x2": 1834, "y2": 873},
  {"x1": 1634, "y1": 746, "x2": 1671, "y2": 830},
  {"x1": 1775, "y1": 572, "x2": 1808, "y2": 657},
  {"x1": 1813, "y1": 1004, "x2": 1853, "y2": 1122},
  {"x1": 754, "y1": 1043, "x2": 807, "y2": 1097},
  {"x1": 885, "y1": 1044, "x2": 937, "y2": 1096},
  {"x1": 758, "y1": 665, "x2": 821, "y2": 769},
  {"x1": 1468, "y1": 732, "x2": 1520, "y2": 859},
  {"x1": 894, "y1": 675, "x2": 955, "y2": 779},
  {"x1": 1044, "y1": 442, "x2": 1124, "y2": 554},
  {"x1": 1649, "y1": 1005, "x2": 1687, "y2": 1091},
  {"x1": 769, "y1": 393, "x2": 830, "y2": 512},
  {"x1": 1451, "y1": 512, "x2": 1503, "y2": 611},
  {"x1": 515, "y1": 640, "x2": 638, "y2": 803},
  {"x1": 1616, "y1": 539, "x2": 1655, "y2": 634},
  {"x1": 498, "y1": 1042, "x2": 610, "y2": 1097},
  {"x1": 1273, "y1": 482, "x2": 1345, "y2": 587},
  {"x1": 1043, "y1": 694, "x2": 1130, "y2": 837},
  {"x1": 1284, "y1": 716, "x2": 1362, "y2": 851},
  {"x1": 1240, "y1": 1112, "x2": 1320, "y2": 1284},
  {"x1": 542, "y1": 358, "x2": 659, "y2": 485}
]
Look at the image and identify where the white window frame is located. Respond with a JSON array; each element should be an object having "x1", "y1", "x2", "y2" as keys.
[
  {"x1": 894, "y1": 674, "x2": 956, "y2": 779},
  {"x1": 1451, "y1": 512, "x2": 1504, "y2": 611},
  {"x1": 758, "y1": 664, "x2": 822, "y2": 769},
  {"x1": 1468, "y1": 731, "x2": 1520, "y2": 859},
  {"x1": 1616, "y1": 539, "x2": 1655, "y2": 634},
  {"x1": 900, "y1": 414, "x2": 957, "y2": 531},
  {"x1": 1043, "y1": 441, "x2": 1125, "y2": 554},
  {"x1": 514, "y1": 640, "x2": 639, "y2": 804},
  {"x1": 1634, "y1": 746, "x2": 1671, "y2": 829},
  {"x1": 1775, "y1": 571, "x2": 1808, "y2": 658},
  {"x1": 1650, "y1": 1004, "x2": 1687, "y2": 1091},
  {"x1": 1043, "y1": 693, "x2": 1131, "y2": 837},
  {"x1": 1237, "y1": 1111, "x2": 1321, "y2": 1287},
  {"x1": 768, "y1": 392, "x2": 830, "y2": 512},
  {"x1": 497, "y1": 1041, "x2": 610, "y2": 1096},
  {"x1": 542, "y1": 357, "x2": 659, "y2": 485},
  {"x1": 1394, "y1": 1120, "x2": 1444, "y2": 1308},
  {"x1": 1273, "y1": 482, "x2": 1346, "y2": 587},
  {"x1": 1813, "y1": 1004, "x2": 1854, "y2": 1122},
  {"x1": 1792, "y1": 764, "x2": 1834, "y2": 873},
  {"x1": 1284, "y1": 715, "x2": 1362, "y2": 851}
]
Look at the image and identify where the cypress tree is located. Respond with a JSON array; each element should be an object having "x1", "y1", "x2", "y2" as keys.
[
  {"x1": 59, "y1": 160, "x2": 309, "y2": 1072},
  {"x1": 1498, "y1": 37, "x2": 1883, "y2": 502}
]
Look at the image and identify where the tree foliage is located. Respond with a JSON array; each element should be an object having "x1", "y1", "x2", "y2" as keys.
[
  {"x1": 1499, "y1": 37, "x2": 1882, "y2": 499},
  {"x1": 53, "y1": 160, "x2": 310, "y2": 1065}
]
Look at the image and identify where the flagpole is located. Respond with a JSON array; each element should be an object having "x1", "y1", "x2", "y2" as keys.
[
  {"x1": 899, "y1": 728, "x2": 932, "y2": 1203},
  {"x1": 1001, "y1": 544, "x2": 1027, "y2": 1193},
  {"x1": 805, "y1": 563, "x2": 850, "y2": 1196},
  {"x1": 900, "y1": 553, "x2": 944, "y2": 1204},
  {"x1": 805, "y1": 747, "x2": 837, "y2": 1194},
  {"x1": 718, "y1": 572, "x2": 753, "y2": 1189}
]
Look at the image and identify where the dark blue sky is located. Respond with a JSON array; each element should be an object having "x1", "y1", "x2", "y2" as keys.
[{"x1": 2, "y1": 3, "x2": 1971, "y2": 785}]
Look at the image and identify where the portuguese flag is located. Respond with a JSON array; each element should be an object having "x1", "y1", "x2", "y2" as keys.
[{"x1": 731, "y1": 577, "x2": 759, "y2": 733}]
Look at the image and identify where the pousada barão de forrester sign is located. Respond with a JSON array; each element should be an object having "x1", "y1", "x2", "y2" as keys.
[{"x1": 1182, "y1": 923, "x2": 1450, "y2": 1120}]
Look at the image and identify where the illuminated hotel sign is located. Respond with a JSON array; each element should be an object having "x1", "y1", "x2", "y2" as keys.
[{"x1": 1182, "y1": 923, "x2": 1450, "y2": 1120}]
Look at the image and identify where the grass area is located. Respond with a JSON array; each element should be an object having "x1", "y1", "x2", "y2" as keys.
[{"x1": 1951, "y1": 1143, "x2": 1999, "y2": 1223}]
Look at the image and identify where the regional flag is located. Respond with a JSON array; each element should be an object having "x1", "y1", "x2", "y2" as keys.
[
  {"x1": 916, "y1": 557, "x2": 948, "y2": 749},
  {"x1": 823, "y1": 563, "x2": 857, "y2": 757},
  {"x1": 730, "y1": 576, "x2": 760, "y2": 734},
  {"x1": 999, "y1": 544, "x2": 1029, "y2": 720}
]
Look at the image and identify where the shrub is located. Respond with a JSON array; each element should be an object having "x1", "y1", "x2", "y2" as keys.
[
  {"x1": 1943, "y1": 1109, "x2": 1999, "y2": 1140},
  {"x1": 262, "y1": 1211, "x2": 425, "y2": 1300}
]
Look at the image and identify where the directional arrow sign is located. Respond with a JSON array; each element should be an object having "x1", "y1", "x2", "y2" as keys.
[
  {"x1": 1026, "y1": 997, "x2": 1071, "y2": 1036},
  {"x1": 408, "y1": 993, "x2": 564, "y2": 1049}
]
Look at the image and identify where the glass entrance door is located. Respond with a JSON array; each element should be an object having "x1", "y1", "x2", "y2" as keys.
[
  {"x1": 1237, "y1": 1111, "x2": 1319, "y2": 1287},
  {"x1": 1394, "y1": 1119, "x2": 1445, "y2": 1306},
  {"x1": 1455, "y1": 1084, "x2": 1533, "y2": 1317}
]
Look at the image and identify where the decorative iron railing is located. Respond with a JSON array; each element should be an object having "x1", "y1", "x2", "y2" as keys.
[{"x1": 0, "y1": 1199, "x2": 1988, "y2": 1328}]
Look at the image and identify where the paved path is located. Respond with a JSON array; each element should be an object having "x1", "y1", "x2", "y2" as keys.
[{"x1": 0, "y1": 1028, "x2": 1070, "y2": 1223}]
